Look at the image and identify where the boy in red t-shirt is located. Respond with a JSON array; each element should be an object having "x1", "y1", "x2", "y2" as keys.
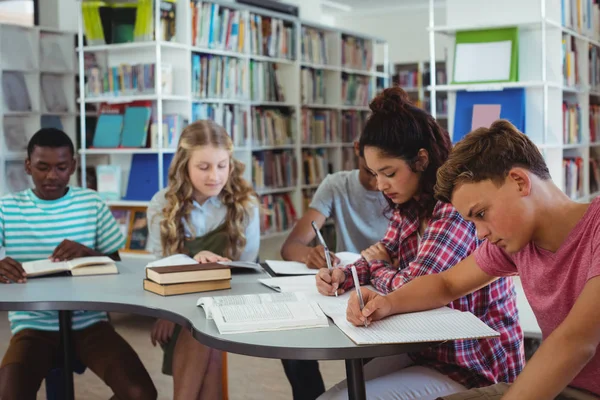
[{"x1": 346, "y1": 120, "x2": 600, "y2": 400}]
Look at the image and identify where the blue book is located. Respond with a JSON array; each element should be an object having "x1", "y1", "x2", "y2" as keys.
[
  {"x1": 453, "y1": 88, "x2": 525, "y2": 143},
  {"x1": 92, "y1": 114, "x2": 123, "y2": 148},
  {"x1": 124, "y1": 154, "x2": 173, "y2": 201},
  {"x1": 120, "y1": 106, "x2": 152, "y2": 148}
]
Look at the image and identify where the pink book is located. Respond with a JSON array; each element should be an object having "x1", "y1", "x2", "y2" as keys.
[{"x1": 471, "y1": 104, "x2": 502, "y2": 130}]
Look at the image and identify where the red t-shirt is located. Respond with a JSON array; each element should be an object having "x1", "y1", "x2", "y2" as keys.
[{"x1": 474, "y1": 198, "x2": 600, "y2": 395}]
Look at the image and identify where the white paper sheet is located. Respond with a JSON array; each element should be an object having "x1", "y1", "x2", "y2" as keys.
[
  {"x1": 453, "y1": 40, "x2": 512, "y2": 83},
  {"x1": 265, "y1": 260, "x2": 319, "y2": 275}
]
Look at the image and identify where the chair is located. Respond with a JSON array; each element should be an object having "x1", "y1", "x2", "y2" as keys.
[{"x1": 45, "y1": 359, "x2": 87, "y2": 400}]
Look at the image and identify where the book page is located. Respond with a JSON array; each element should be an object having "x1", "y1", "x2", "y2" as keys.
[
  {"x1": 146, "y1": 254, "x2": 197, "y2": 268},
  {"x1": 258, "y1": 275, "x2": 318, "y2": 293},
  {"x1": 321, "y1": 302, "x2": 499, "y2": 345},
  {"x1": 211, "y1": 302, "x2": 329, "y2": 334},
  {"x1": 197, "y1": 292, "x2": 306, "y2": 319},
  {"x1": 67, "y1": 256, "x2": 114, "y2": 270},
  {"x1": 265, "y1": 260, "x2": 318, "y2": 275},
  {"x1": 22, "y1": 260, "x2": 68, "y2": 276}
]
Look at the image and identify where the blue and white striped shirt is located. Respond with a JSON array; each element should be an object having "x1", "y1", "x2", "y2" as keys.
[{"x1": 0, "y1": 187, "x2": 125, "y2": 334}]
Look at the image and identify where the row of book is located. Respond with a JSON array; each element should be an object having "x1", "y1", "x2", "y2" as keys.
[
  {"x1": 395, "y1": 69, "x2": 421, "y2": 89},
  {"x1": 252, "y1": 108, "x2": 293, "y2": 147},
  {"x1": 301, "y1": 109, "x2": 339, "y2": 144},
  {"x1": 252, "y1": 150, "x2": 297, "y2": 190},
  {"x1": 248, "y1": 13, "x2": 295, "y2": 60},
  {"x1": 591, "y1": 157, "x2": 600, "y2": 193},
  {"x1": 423, "y1": 96, "x2": 449, "y2": 116},
  {"x1": 564, "y1": 102, "x2": 582, "y2": 145},
  {"x1": 192, "y1": 54, "x2": 246, "y2": 100},
  {"x1": 341, "y1": 35, "x2": 373, "y2": 71},
  {"x1": 92, "y1": 102, "x2": 153, "y2": 149},
  {"x1": 590, "y1": 104, "x2": 600, "y2": 143},
  {"x1": 260, "y1": 193, "x2": 297, "y2": 236},
  {"x1": 561, "y1": 0, "x2": 600, "y2": 38},
  {"x1": 564, "y1": 157, "x2": 585, "y2": 200},
  {"x1": 303, "y1": 149, "x2": 334, "y2": 186},
  {"x1": 301, "y1": 68, "x2": 327, "y2": 105},
  {"x1": 87, "y1": 63, "x2": 173, "y2": 97},
  {"x1": 301, "y1": 27, "x2": 329, "y2": 65},
  {"x1": 341, "y1": 110, "x2": 369, "y2": 143},
  {"x1": 342, "y1": 75, "x2": 372, "y2": 107},
  {"x1": 250, "y1": 61, "x2": 285, "y2": 102},
  {"x1": 589, "y1": 45, "x2": 600, "y2": 91},
  {"x1": 191, "y1": 2, "x2": 244, "y2": 52},
  {"x1": 563, "y1": 34, "x2": 579, "y2": 87},
  {"x1": 192, "y1": 103, "x2": 248, "y2": 147}
]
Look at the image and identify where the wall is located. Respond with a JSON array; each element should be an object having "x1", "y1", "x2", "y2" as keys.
[{"x1": 331, "y1": 5, "x2": 450, "y2": 65}]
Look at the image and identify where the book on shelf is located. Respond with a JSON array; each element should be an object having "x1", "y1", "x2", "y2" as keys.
[
  {"x1": 250, "y1": 61, "x2": 285, "y2": 102},
  {"x1": 87, "y1": 62, "x2": 172, "y2": 97},
  {"x1": 192, "y1": 104, "x2": 246, "y2": 147},
  {"x1": 301, "y1": 27, "x2": 328, "y2": 65},
  {"x1": 252, "y1": 150, "x2": 297, "y2": 190},
  {"x1": 96, "y1": 165, "x2": 122, "y2": 201},
  {"x1": 564, "y1": 157, "x2": 584, "y2": 200},
  {"x1": 252, "y1": 108, "x2": 293, "y2": 147},
  {"x1": 341, "y1": 110, "x2": 368, "y2": 143},
  {"x1": 150, "y1": 113, "x2": 189, "y2": 149},
  {"x1": 590, "y1": 104, "x2": 600, "y2": 143},
  {"x1": 192, "y1": 54, "x2": 247, "y2": 99},
  {"x1": 591, "y1": 157, "x2": 600, "y2": 194},
  {"x1": 260, "y1": 193, "x2": 297, "y2": 235},
  {"x1": 563, "y1": 102, "x2": 582, "y2": 145},
  {"x1": 341, "y1": 74, "x2": 371, "y2": 107},
  {"x1": 563, "y1": 34, "x2": 579, "y2": 87},
  {"x1": 303, "y1": 149, "x2": 334, "y2": 185},
  {"x1": 196, "y1": 291, "x2": 328, "y2": 334},
  {"x1": 2, "y1": 71, "x2": 31, "y2": 112},
  {"x1": 341, "y1": 35, "x2": 373, "y2": 71},
  {"x1": 248, "y1": 13, "x2": 295, "y2": 60},
  {"x1": 301, "y1": 68, "x2": 326, "y2": 104},
  {"x1": 192, "y1": 2, "x2": 245, "y2": 52},
  {"x1": 22, "y1": 256, "x2": 117, "y2": 278},
  {"x1": 302, "y1": 109, "x2": 339, "y2": 144}
]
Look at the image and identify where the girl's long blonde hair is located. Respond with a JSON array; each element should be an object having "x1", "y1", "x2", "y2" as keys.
[{"x1": 160, "y1": 120, "x2": 256, "y2": 259}]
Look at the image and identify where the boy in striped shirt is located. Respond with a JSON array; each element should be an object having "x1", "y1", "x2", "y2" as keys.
[{"x1": 0, "y1": 129, "x2": 156, "y2": 399}]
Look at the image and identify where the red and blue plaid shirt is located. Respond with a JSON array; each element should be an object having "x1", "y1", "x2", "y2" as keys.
[{"x1": 341, "y1": 201, "x2": 525, "y2": 388}]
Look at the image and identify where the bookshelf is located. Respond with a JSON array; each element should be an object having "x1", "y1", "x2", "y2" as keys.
[
  {"x1": 0, "y1": 24, "x2": 76, "y2": 196},
  {"x1": 382, "y1": 60, "x2": 448, "y2": 130},
  {"x1": 428, "y1": 0, "x2": 600, "y2": 204},
  {"x1": 76, "y1": 0, "x2": 389, "y2": 259}
]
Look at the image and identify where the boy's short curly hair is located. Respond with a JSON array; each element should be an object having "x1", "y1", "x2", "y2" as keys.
[{"x1": 435, "y1": 119, "x2": 551, "y2": 203}]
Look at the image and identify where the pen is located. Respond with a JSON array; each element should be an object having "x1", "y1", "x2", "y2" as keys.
[
  {"x1": 311, "y1": 221, "x2": 337, "y2": 297},
  {"x1": 351, "y1": 266, "x2": 368, "y2": 328}
]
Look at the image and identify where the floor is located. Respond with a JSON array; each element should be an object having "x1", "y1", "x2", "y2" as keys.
[{"x1": 0, "y1": 311, "x2": 346, "y2": 399}]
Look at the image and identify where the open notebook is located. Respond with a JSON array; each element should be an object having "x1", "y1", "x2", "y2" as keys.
[
  {"x1": 259, "y1": 275, "x2": 500, "y2": 345},
  {"x1": 197, "y1": 292, "x2": 329, "y2": 334},
  {"x1": 22, "y1": 256, "x2": 118, "y2": 278}
]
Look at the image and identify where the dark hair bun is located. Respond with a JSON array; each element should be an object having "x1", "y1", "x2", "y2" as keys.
[{"x1": 369, "y1": 86, "x2": 411, "y2": 115}]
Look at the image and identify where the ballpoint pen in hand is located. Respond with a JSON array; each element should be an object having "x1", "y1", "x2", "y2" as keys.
[
  {"x1": 311, "y1": 221, "x2": 337, "y2": 297},
  {"x1": 351, "y1": 265, "x2": 368, "y2": 328}
]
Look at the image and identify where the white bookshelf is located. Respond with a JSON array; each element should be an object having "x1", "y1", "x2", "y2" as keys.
[
  {"x1": 428, "y1": 0, "x2": 600, "y2": 203},
  {"x1": 75, "y1": 0, "x2": 389, "y2": 256},
  {"x1": 0, "y1": 24, "x2": 76, "y2": 196}
]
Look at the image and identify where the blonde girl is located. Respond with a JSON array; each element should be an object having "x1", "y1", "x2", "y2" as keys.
[{"x1": 146, "y1": 120, "x2": 260, "y2": 399}]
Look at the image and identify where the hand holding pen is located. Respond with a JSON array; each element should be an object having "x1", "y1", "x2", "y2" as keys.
[
  {"x1": 350, "y1": 266, "x2": 368, "y2": 328},
  {"x1": 312, "y1": 221, "x2": 342, "y2": 297}
]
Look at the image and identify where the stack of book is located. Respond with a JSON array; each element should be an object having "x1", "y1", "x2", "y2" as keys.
[{"x1": 143, "y1": 254, "x2": 232, "y2": 296}]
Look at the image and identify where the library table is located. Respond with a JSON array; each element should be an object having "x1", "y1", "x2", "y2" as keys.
[{"x1": 0, "y1": 260, "x2": 436, "y2": 400}]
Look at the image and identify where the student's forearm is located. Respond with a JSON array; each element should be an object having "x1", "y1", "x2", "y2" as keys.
[
  {"x1": 281, "y1": 240, "x2": 313, "y2": 263},
  {"x1": 387, "y1": 274, "x2": 456, "y2": 315},
  {"x1": 502, "y1": 333, "x2": 596, "y2": 400}
]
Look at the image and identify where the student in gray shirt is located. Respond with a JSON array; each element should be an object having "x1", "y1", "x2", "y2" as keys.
[
  {"x1": 280, "y1": 143, "x2": 389, "y2": 399},
  {"x1": 281, "y1": 143, "x2": 389, "y2": 269}
]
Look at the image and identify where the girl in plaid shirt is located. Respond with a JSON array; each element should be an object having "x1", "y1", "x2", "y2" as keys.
[{"x1": 316, "y1": 87, "x2": 525, "y2": 400}]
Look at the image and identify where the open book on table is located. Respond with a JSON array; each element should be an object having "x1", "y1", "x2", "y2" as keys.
[
  {"x1": 22, "y1": 256, "x2": 117, "y2": 278},
  {"x1": 147, "y1": 254, "x2": 262, "y2": 273},
  {"x1": 196, "y1": 292, "x2": 329, "y2": 334}
]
